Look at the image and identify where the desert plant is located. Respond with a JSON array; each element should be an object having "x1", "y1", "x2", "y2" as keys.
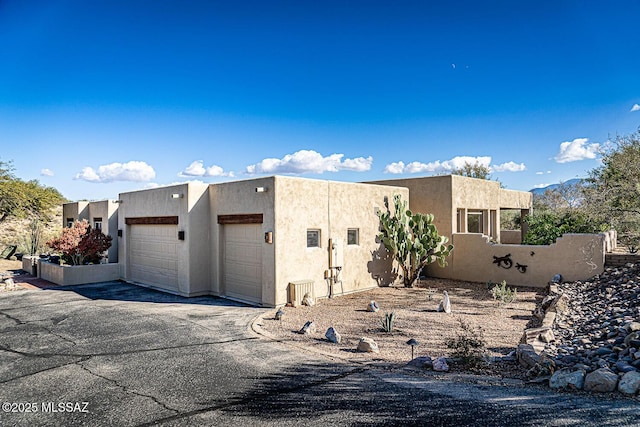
[
  {"x1": 490, "y1": 280, "x2": 517, "y2": 305},
  {"x1": 445, "y1": 317, "x2": 487, "y2": 369},
  {"x1": 377, "y1": 194, "x2": 453, "y2": 287},
  {"x1": 46, "y1": 220, "x2": 112, "y2": 265},
  {"x1": 380, "y1": 311, "x2": 396, "y2": 333}
]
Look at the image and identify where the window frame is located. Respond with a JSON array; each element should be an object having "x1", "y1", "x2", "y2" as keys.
[
  {"x1": 347, "y1": 228, "x2": 359, "y2": 245},
  {"x1": 306, "y1": 229, "x2": 321, "y2": 248}
]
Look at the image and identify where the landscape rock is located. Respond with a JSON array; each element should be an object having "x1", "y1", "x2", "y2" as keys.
[
  {"x1": 517, "y1": 343, "x2": 541, "y2": 368},
  {"x1": 367, "y1": 300, "x2": 379, "y2": 312},
  {"x1": 433, "y1": 356, "x2": 449, "y2": 372},
  {"x1": 584, "y1": 368, "x2": 618, "y2": 392},
  {"x1": 530, "y1": 263, "x2": 640, "y2": 395},
  {"x1": 325, "y1": 326, "x2": 341, "y2": 344},
  {"x1": 406, "y1": 356, "x2": 433, "y2": 369},
  {"x1": 357, "y1": 337, "x2": 379, "y2": 353},
  {"x1": 549, "y1": 368, "x2": 585, "y2": 390},
  {"x1": 274, "y1": 308, "x2": 285, "y2": 320},
  {"x1": 301, "y1": 293, "x2": 315, "y2": 307},
  {"x1": 437, "y1": 291, "x2": 451, "y2": 314},
  {"x1": 617, "y1": 370, "x2": 640, "y2": 395},
  {"x1": 299, "y1": 321, "x2": 316, "y2": 335}
]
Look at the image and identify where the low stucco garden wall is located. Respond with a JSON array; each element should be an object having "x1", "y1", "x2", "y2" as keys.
[
  {"x1": 429, "y1": 233, "x2": 605, "y2": 287},
  {"x1": 38, "y1": 260, "x2": 120, "y2": 286}
]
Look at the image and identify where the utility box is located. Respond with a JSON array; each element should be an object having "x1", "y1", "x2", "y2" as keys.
[
  {"x1": 331, "y1": 239, "x2": 343, "y2": 268},
  {"x1": 288, "y1": 280, "x2": 315, "y2": 307}
]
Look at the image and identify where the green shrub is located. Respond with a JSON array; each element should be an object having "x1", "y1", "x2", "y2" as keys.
[
  {"x1": 523, "y1": 211, "x2": 605, "y2": 245},
  {"x1": 490, "y1": 280, "x2": 517, "y2": 305},
  {"x1": 445, "y1": 317, "x2": 487, "y2": 369},
  {"x1": 380, "y1": 311, "x2": 396, "y2": 333}
]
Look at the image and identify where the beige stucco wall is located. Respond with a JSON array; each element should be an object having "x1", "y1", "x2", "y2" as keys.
[
  {"x1": 499, "y1": 188, "x2": 533, "y2": 209},
  {"x1": 117, "y1": 182, "x2": 210, "y2": 296},
  {"x1": 428, "y1": 233, "x2": 604, "y2": 287},
  {"x1": 62, "y1": 200, "x2": 120, "y2": 263},
  {"x1": 87, "y1": 200, "x2": 120, "y2": 263},
  {"x1": 369, "y1": 175, "x2": 532, "y2": 245},
  {"x1": 500, "y1": 230, "x2": 522, "y2": 244},
  {"x1": 38, "y1": 260, "x2": 120, "y2": 286},
  {"x1": 273, "y1": 177, "x2": 408, "y2": 306},
  {"x1": 367, "y1": 175, "x2": 454, "y2": 238},
  {"x1": 208, "y1": 177, "x2": 277, "y2": 304},
  {"x1": 62, "y1": 201, "x2": 89, "y2": 226}
]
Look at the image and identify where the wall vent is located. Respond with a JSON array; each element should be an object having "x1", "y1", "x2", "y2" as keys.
[{"x1": 288, "y1": 280, "x2": 315, "y2": 307}]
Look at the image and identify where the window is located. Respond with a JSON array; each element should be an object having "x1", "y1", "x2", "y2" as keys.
[
  {"x1": 93, "y1": 217, "x2": 103, "y2": 230},
  {"x1": 456, "y1": 209, "x2": 464, "y2": 233},
  {"x1": 347, "y1": 228, "x2": 359, "y2": 245},
  {"x1": 467, "y1": 211, "x2": 484, "y2": 233},
  {"x1": 66, "y1": 218, "x2": 74, "y2": 228},
  {"x1": 307, "y1": 229, "x2": 321, "y2": 248}
]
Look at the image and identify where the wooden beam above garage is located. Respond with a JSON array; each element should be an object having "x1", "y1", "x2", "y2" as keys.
[
  {"x1": 217, "y1": 214, "x2": 263, "y2": 224},
  {"x1": 125, "y1": 216, "x2": 179, "y2": 225}
]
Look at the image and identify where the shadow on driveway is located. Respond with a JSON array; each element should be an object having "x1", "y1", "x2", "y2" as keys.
[{"x1": 13, "y1": 276, "x2": 251, "y2": 307}]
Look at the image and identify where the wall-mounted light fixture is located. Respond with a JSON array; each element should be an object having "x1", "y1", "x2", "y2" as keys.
[
  {"x1": 171, "y1": 193, "x2": 183, "y2": 199},
  {"x1": 255, "y1": 187, "x2": 267, "y2": 193},
  {"x1": 117, "y1": 229, "x2": 123, "y2": 237},
  {"x1": 178, "y1": 231, "x2": 185, "y2": 240}
]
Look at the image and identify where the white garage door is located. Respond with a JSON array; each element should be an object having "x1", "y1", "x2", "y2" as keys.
[
  {"x1": 129, "y1": 225, "x2": 179, "y2": 293},
  {"x1": 223, "y1": 224, "x2": 262, "y2": 304}
]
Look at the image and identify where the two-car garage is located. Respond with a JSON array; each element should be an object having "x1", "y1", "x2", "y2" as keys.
[{"x1": 124, "y1": 213, "x2": 264, "y2": 305}]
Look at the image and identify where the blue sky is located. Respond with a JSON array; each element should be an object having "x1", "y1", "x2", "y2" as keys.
[{"x1": 1, "y1": 1, "x2": 639, "y2": 201}]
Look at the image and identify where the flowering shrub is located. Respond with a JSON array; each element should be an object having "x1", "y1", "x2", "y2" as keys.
[{"x1": 46, "y1": 220, "x2": 112, "y2": 265}]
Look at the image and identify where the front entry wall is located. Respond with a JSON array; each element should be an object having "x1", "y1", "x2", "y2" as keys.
[{"x1": 222, "y1": 223, "x2": 263, "y2": 304}]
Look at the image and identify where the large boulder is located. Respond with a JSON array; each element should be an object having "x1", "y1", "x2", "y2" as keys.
[
  {"x1": 549, "y1": 368, "x2": 586, "y2": 390},
  {"x1": 618, "y1": 371, "x2": 640, "y2": 395},
  {"x1": 584, "y1": 368, "x2": 619, "y2": 392}
]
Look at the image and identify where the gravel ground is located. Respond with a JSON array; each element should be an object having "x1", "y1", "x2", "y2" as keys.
[
  {"x1": 0, "y1": 259, "x2": 24, "y2": 291},
  {"x1": 257, "y1": 279, "x2": 543, "y2": 377}
]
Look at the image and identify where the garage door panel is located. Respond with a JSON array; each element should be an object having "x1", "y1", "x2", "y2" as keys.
[
  {"x1": 129, "y1": 225, "x2": 179, "y2": 292},
  {"x1": 223, "y1": 224, "x2": 262, "y2": 304}
]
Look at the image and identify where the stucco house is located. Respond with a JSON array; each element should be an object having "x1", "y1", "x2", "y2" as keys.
[
  {"x1": 56, "y1": 174, "x2": 605, "y2": 307},
  {"x1": 62, "y1": 200, "x2": 119, "y2": 263},
  {"x1": 116, "y1": 176, "x2": 407, "y2": 307}
]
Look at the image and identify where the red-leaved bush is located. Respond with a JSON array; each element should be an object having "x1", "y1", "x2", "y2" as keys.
[{"x1": 46, "y1": 219, "x2": 112, "y2": 265}]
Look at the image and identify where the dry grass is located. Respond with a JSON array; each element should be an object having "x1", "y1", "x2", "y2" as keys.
[{"x1": 258, "y1": 279, "x2": 542, "y2": 371}]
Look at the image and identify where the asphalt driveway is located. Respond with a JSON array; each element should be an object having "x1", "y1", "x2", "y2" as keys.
[{"x1": 0, "y1": 282, "x2": 637, "y2": 426}]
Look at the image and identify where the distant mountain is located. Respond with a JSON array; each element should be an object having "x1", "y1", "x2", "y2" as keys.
[{"x1": 530, "y1": 178, "x2": 583, "y2": 195}]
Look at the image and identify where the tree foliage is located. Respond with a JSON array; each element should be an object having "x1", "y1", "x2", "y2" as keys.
[
  {"x1": 377, "y1": 194, "x2": 453, "y2": 287},
  {"x1": 451, "y1": 161, "x2": 492, "y2": 180},
  {"x1": 0, "y1": 160, "x2": 65, "y2": 222},
  {"x1": 46, "y1": 220, "x2": 112, "y2": 265},
  {"x1": 581, "y1": 130, "x2": 640, "y2": 247},
  {"x1": 523, "y1": 210, "x2": 605, "y2": 245}
]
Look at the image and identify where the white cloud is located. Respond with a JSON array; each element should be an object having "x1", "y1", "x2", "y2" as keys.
[
  {"x1": 75, "y1": 161, "x2": 156, "y2": 183},
  {"x1": 246, "y1": 150, "x2": 373, "y2": 174},
  {"x1": 554, "y1": 138, "x2": 599, "y2": 163},
  {"x1": 631, "y1": 103, "x2": 640, "y2": 112},
  {"x1": 178, "y1": 160, "x2": 234, "y2": 178},
  {"x1": 384, "y1": 156, "x2": 496, "y2": 174},
  {"x1": 383, "y1": 161, "x2": 406, "y2": 174},
  {"x1": 535, "y1": 171, "x2": 551, "y2": 175},
  {"x1": 493, "y1": 161, "x2": 526, "y2": 172},
  {"x1": 40, "y1": 168, "x2": 54, "y2": 176}
]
